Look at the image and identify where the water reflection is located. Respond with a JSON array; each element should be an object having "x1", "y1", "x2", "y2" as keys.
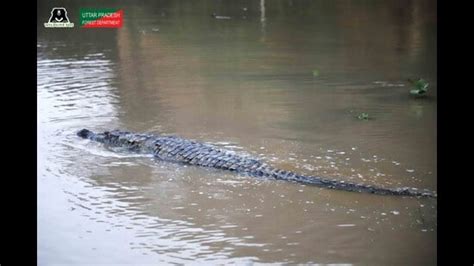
[{"x1": 260, "y1": 0, "x2": 266, "y2": 40}]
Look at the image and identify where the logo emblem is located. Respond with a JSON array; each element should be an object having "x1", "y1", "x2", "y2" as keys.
[{"x1": 44, "y1": 7, "x2": 74, "y2": 28}]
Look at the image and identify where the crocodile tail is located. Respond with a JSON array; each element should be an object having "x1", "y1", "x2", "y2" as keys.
[{"x1": 291, "y1": 174, "x2": 437, "y2": 198}]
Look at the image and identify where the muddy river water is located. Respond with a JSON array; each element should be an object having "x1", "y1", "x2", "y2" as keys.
[{"x1": 38, "y1": 0, "x2": 436, "y2": 264}]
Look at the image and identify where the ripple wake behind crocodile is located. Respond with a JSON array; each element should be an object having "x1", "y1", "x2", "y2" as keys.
[{"x1": 77, "y1": 129, "x2": 436, "y2": 198}]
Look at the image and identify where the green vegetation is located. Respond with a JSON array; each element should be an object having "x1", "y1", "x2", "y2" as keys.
[
  {"x1": 409, "y1": 78, "x2": 429, "y2": 96},
  {"x1": 312, "y1": 69, "x2": 319, "y2": 77},
  {"x1": 357, "y1": 112, "x2": 370, "y2": 121}
]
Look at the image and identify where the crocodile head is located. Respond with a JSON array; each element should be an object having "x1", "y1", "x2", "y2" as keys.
[
  {"x1": 78, "y1": 129, "x2": 119, "y2": 143},
  {"x1": 77, "y1": 128, "x2": 93, "y2": 139},
  {"x1": 78, "y1": 129, "x2": 152, "y2": 152}
]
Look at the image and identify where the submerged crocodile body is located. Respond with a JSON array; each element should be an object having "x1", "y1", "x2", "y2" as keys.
[{"x1": 77, "y1": 129, "x2": 436, "y2": 198}]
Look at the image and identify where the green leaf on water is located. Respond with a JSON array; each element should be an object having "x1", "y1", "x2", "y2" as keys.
[
  {"x1": 357, "y1": 112, "x2": 370, "y2": 121},
  {"x1": 312, "y1": 69, "x2": 319, "y2": 77},
  {"x1": 409, "y1": 78, "x2": 429, "y2": 96},
  {"x1": 410, "y1": 89, "x2": 427, "y2": 95}
]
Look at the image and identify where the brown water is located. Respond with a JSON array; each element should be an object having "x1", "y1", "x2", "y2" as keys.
[{"x1": 37, "y1": 0, "x2": 437, "y2": 264}]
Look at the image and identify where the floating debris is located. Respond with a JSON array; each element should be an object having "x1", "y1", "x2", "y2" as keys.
[
  {"x1": 357, "y1": 112, "x2": 370, "y2": 121},
  {"x1": 409, "y1": 78, "x2": 429, "y2": 96}
]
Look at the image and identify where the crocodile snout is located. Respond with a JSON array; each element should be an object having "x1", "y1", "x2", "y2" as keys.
[{"x1": 77, "y1": 129, "x2": 92, "y2": 138}]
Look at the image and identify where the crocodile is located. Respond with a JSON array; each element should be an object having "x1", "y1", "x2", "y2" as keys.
[{"x1": 77, "y1": 129, "x2": 436, "y2": 198}]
